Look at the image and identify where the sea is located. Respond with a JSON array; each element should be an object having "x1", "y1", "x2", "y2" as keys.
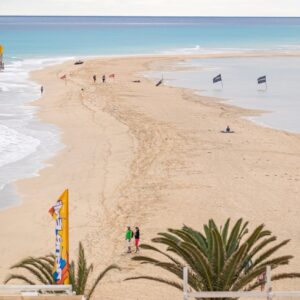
[{"x1": 1, "y1": 16, "x2": 300, "y2": 209}]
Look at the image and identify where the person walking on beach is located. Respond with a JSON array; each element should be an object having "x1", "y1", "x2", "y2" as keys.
[
  {"x1": 134, "y1": 226, "x2": 140, "y2": 253},
  {"x1": 102, "y1": 74, "x2": 106, "y2": 83},
  {"x1": 93, "y1": 74, "x2": 97, "y2": 83},
  {"x1": 125, "y1": 226, "x2": 133, "y2": 253},
  {"x1": 41, "y1": 86, "x2": 44, "y2": 94}
]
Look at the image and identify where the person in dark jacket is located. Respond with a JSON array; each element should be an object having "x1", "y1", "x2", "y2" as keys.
[{"x1": 134, "y1": 226, "x2": 140, "y2": 253}]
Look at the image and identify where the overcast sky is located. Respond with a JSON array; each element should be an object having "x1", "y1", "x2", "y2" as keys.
[{"x1": 0, "y1": 0, "x2": 300, "y2": 16}]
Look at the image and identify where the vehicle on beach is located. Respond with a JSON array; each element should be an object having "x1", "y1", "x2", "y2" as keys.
[{"x1": 74, "y1": 60, "x2": 84, "y2": 65}]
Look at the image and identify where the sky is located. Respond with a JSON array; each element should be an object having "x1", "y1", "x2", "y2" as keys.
[{"x1": 0, "y1": 0, "x2": 300, "y2": 16}]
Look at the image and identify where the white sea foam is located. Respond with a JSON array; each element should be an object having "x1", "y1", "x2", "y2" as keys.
[
  {"x1": 161, "y1": 45, "x2": 259, "y2": 55},
  {"x1": 0, "y1": 56, "x2": 72, "y2": 209},
  {"x1": 0, "y1": 124, "x2": 40, "y2": 168}
]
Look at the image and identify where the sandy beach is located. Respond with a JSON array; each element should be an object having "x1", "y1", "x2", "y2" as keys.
[{"x1": 0, "y1": 53, "x2": 300, "y2": 298}]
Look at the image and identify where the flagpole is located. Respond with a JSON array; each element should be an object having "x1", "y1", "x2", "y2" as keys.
[
  {"x1": 65, "y1": 189, "x2": 69, "y2": 285},
  {"x1": 49, "y1": 189, "x2": 70, "y2": 285}
]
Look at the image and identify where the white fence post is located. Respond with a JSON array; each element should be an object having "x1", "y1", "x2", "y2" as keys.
[
  {"x1": 266, "y1": 265, "x2": 272, "y2": 300},
  {"x1": 183, "y1": 266, "x2": 188, "y2": 300}
]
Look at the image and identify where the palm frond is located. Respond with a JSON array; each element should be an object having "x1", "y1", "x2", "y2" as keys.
[
  {"x1": 10, "y1": 261, "x2": 49, "y2": 284},
  {"x1": 271, "y1": 273, "x2": 300, "y2": 281},
  {"x1": 252, "y1": 239, "x2": 290, "y2": 268},
  {"x1": 4, "y1": 274, "x2": 36, "y2": 285},
  {"x1": 86, "y1": 264, "x2": 120, "y2": 300},
  {"x1": 226, "y1": 218, "x2": 243, "y2": 256},
  {"x1": 129, "y1": 218, "x2": 299, "y2": 295},
  {"x1": 139, "y1": 244, "x2": 182, "y2": 266},
  {"x1": 221, "y1": 219, "x2": 230, "y2": 246}
]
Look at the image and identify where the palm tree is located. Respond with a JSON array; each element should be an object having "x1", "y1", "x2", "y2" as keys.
[
  {"x1": 5, "y1": 242, "x2": 120, "y2": 300},
  {"x1": 126, "y1": 218, "x2": 300, "y2": 296}
]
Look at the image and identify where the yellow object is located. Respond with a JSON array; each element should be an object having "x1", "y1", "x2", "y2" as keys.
[
  {"x1": 0, "y1": 45, "x2": 3, "y2": 55},
  {"x1": 49, "y1": 189, "x2": 69, "y2": 284}
]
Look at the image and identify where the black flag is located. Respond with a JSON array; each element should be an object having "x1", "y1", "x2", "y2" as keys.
[
  {"x1": 257, "y1": 76, "x2": 266, "y2": 84},
  {"x1": 213, "y1": 74, "x2": 222, "y2": 84}
]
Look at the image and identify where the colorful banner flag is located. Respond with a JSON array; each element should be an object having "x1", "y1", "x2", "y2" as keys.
[
  {"x1": 49, "y1": 189, "x2": 69, "y2": 284},
  {"x1": 0, "y1": 45, "x2": 3, "y2": 70}
]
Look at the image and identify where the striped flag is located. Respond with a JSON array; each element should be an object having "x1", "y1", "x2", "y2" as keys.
[
  {"x1": 257, "y1": 76, "x2": 266, "y2": 84},
  {"x1": 213, "y1": 74, "x2": 222, "y2": 84}
]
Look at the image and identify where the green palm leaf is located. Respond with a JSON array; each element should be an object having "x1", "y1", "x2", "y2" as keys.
[
  {"x1": 127, "y1": 218, "x2": 300, "y2": 297},
  {"x1": 4, "y1": 274, "x2": 36, "y2": 285},
  {"x1": 252, "y1": 239, "x2": 290, "y2": 267},
  {"x1": 183, "y1": 225, "x2": 208, "y2": 254},
  {"x1": 86, "y1": 264, "x2": 120, "y2": 300},
  {"x1": 4, "y1": 242, "x2": 120, "y2": 300},
  {"x1": 221, "y1": 219, "x2": 230, "y2": 246},
  {"x1": 139, "y1": 244, "x2": 182, "y2": 266},
  {"x1": 9, "y1": 258, "x2": 52, "y2": 284}
]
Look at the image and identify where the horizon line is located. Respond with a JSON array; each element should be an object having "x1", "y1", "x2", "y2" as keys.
[{"x1": 0, "y1": 15, "x2": 300, "y2": 18}]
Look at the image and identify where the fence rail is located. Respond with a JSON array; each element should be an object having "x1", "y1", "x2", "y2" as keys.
[{"x1": 0, "y1": 285, "x2": 73, "y2": 295}]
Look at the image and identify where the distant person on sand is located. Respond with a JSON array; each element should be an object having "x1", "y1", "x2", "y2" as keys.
[
  {"x1": 134, "y1": 226, "x2": 140, "y2": 253},
  {"x1": 41, "y1": 86, "x2": 44, "y2": 94},
  {"x1": 125, "y1": 226, "x2": 133, "y2": 253},
  {"x1": 102, "y1": 75, "x2": 106, "y2": 83},
  {"x1": 93, "y1": 75, "x2": 97, "y2": 83},
  {"x1": 221, "y1": 125, "x2": 234, "y2": 134}
]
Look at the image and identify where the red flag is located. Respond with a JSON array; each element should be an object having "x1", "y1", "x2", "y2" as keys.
[
  {"x1": 60, "y1": 75, "x2": 66, "y2": 80},
  {"x1": 49, "y1": 206, "x2": 55, "y2": 216},
  {"x1": 109, "y1": 74, "x2": 115, "y2": 79}
]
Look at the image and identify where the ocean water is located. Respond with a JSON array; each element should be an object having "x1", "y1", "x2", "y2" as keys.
[
  {"x1": 0, "y1": 58, "x2": 66, "y2": 209},
  {"x1": 2, "y1": 17, "x2": 300, "y2": 57},
  {"x1": 1, "y1": 16, "x2": 300, "y2": 209},
  {"x1": 149, "y1": 57, "x2": 300, "y2": 133}
]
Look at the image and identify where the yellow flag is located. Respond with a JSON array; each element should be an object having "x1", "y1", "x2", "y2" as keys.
[
  {"x1": 0, "y1": 45, "x2": 3, "y2": 55},
  {"x1": 49, "y1": 189, "x2": 69, "y2": 284}
]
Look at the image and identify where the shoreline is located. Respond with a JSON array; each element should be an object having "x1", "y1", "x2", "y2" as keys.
[
  {"x1": 155, "y1": 55, "x2": 300, "y2": 134},
  {"x1": 0, "y1": 53, "x2": 300, "y2": 297},
  {"x1": 1, "y1": 51, "x2": 294, "y2": 212},
  {"x1": 0, "y1": 57, "x2": 68, "y2": 211}
]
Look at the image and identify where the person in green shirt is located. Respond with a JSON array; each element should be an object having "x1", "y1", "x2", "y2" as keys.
[{"x1": 125, "y1": 226, "x2": 133, "y2": 253}]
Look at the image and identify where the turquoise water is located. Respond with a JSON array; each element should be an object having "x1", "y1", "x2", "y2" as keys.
[
  {"x1": 1, "y1": 16, "x2": 300, "y2": 209},
  {"x1": 1, "y1": 17, "x2": 300, "y2": 58}
]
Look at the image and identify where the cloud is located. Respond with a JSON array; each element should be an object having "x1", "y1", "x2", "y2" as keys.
[{"x1": 0, "y1": 0, "x2": 300, "y2": 16}]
